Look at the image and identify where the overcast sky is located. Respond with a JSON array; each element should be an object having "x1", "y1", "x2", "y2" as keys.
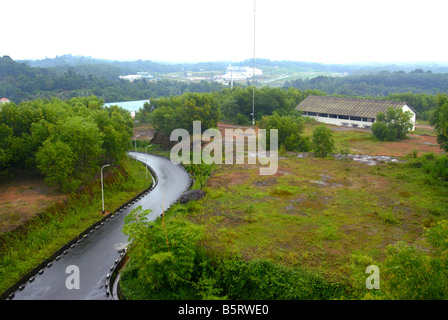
[{"x1": 2, "y1": 0, "x2": 448, "y2": 64}]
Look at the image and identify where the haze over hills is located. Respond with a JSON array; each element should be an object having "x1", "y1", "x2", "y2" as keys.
[
  {"x1": 18, "y1": 54, "x2": 448, "y2": 80},
  {"x1": 2, "y1": 54, "x2": 448, "y2": 118}
]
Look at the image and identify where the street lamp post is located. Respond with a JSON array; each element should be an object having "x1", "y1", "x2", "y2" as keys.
[
  {"x1": 145, "y1": 144, "x2": 152, "y2": 180},
  {"x1": 101, "y1": 164, "x2": 111, "y2": 215},
  {"x1": 134, "y1": 135, "x2": 140, "y2": 152}
]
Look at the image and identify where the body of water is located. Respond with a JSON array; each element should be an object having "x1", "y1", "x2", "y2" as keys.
[{"x1": 103, "y1": 100, "x2": 149, "y2": 117}]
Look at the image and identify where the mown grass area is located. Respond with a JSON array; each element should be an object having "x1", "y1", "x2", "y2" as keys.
[{"x1": 0, "y1": 157, "x2": 151, "y2": 293}]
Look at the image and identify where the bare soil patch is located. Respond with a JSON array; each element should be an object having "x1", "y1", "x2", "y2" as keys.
[
  {"x1": 0, "y1": 169, "x2": 67, "y2": 233},
  {"x1": 133, "y1": 123, "x2": 155, "y2": 141},
  {"x1": 367, "y1": 134, "x2": 442, "y2": 157}
]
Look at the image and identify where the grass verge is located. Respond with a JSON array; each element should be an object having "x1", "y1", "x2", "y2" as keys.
[{"x1": 0, "y1": 157, "x2": 151, "y2": 293}]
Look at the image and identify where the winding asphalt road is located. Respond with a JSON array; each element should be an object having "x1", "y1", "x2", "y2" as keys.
[{"x1": 10, "y1": 152, "x2": 191, "y2": 300}]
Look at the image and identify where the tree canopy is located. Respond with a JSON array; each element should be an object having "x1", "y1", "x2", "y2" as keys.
[
  {"x1": 143, "y1": 92, "x2": 221, "y2": 137},
  {"x1": 0, "y1": 96, "x2": 134, "y2": 191},
  {"x1": 371, "y1": 107, "x2": 414, "y2": 141},
  {"x1": 431, "y1": 93, "x2": 448, "y2": 152}
]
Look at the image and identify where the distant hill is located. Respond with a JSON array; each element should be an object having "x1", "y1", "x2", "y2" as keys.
[
  {"x1": 20, "y1": 54, "x2": 182, "y2": 80},
  {"x1": 0, "y1": 56, "x2": 226, "y2": 103},
  {"x1": 3, "y1": 54, "x2": 448, "y2": 106},
  {"x1": 20, "y1": 55, "x2": 448, "y2": 79}
]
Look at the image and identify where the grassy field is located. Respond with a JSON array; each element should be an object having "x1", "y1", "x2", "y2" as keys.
[
  {"x1": 159, "y1": 68, "x2": 346, "y2": 87},
  {"x1": 302, "y1": 121, "x2": 443, "y2": 157},
  {"x1": 184, "y1": 123, "x2": 446, "y2": 284},
  {"x1": 0, "y1": 157, "x2": 151, "y2": 293},
  {"x1": 186, "y1": 152, "x2": 446, "y2": 284},
  {"x1": 121, "y1": 121, "x2": 447, "y2": 300}
]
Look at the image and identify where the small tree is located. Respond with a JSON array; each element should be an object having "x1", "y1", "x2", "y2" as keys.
[
  {"x1": 258, "y1": 113, "x2": 309, "y2": 151},
  {"x1": 312, "y1": 125, "x2": 334, "y2": 157},
  {"x1": 431, "y1": 93, "x2": 448, "y2": 152},
  {"x1": 186, "y1": 160, "x2": 214, "y2": 190},
  {"x1": 122, "y1": 206, "x2": 203, "y2": 292},
  {"x1": 372, "y1": 107, "x2": 414, "y2": 141}
]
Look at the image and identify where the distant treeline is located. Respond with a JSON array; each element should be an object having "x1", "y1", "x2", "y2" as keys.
[
  {"x1": 287, "y1": 70, "x2": 448, "y2": 96},
  {"x1": 2, "y1": 56, "x2": 448, "y2": 121},
  {"x1": 21, "y1": 55, "x2": 361, "y2": 79},
  {"x1": 21, "y1": 55, "x2": 448, "y2": 78},
  {"x1": 0, "y1": 56, "x2": 226, "y2": 104}
]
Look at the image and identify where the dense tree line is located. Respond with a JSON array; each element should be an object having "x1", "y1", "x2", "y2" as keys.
[
  {"x1": 0, "y1": 56, "x2": 226, "y2": 104},
  {"x1": 3, "y1": 55, "x2": 448, "y2": 125},
  {"x1": 21, "y1": 54, "x2": 191, "y2": 79},
  {"x1": 22, "y1": 55, "x2": 362, "y2": 78},
  {"x1": 0, "y1": 96, "x2": 134, "y2": 191},
  {"x1": 137, "y1": 92, "x2": 221, "y2": 138},
  {"x1": 214, "y1": 86, "x2": 324, "y2": 123},
  {"x1": 431, "y1": 93, "x2": 448, "y2": 152},
  {"x1": 287, "y1": 70, "x2": 448, "y2": 96}
]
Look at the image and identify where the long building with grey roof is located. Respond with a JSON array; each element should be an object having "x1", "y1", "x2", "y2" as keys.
[{"x1": 295, "y1": 95, "x2": 416, "y2": 130}]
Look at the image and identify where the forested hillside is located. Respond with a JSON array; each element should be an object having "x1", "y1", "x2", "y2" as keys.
[
  {"x1": 288, "y1": 70, "x2": 448, "y2": 96},
  {"x1": 2, "y1": 56, "x2": 448, "y2": 122},
  {"x1": 0, "y1": 56, "x2": 225, "y2": 103}
]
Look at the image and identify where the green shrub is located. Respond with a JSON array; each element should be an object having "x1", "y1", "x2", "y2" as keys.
[
  {"x1": 122, "y1": 206, "x2": 204, "y2": 297},
  {"x1": 382, "y1": 241, "x2": 448, "y2": 299},
  {"x1": 216, "y1": 258, "x2": 346, "y2": 300},
  {"x1": 371, "y1": 121, "x2": 396, "y2": 141},
  {"x1": 258, "y1": 113, "x2": 309, "y2": 151},
  {"x1": 422, "y1": 154, "x2": 448, "y2": 182},
  {"x1": 236, "y1": 113, "x2": 250, "y2": 125},
  {"x1": 312, "y1": 125, "x2": 335, "y2": 157},
  {"x1": 371, "y1": 107, "x2": 414, "y2": 141}
]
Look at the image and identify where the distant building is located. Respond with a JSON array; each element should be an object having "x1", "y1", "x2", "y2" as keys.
[
  {"x1": 221, "y1": 65, "x2": 262, "y2": 81},
  {"x1": 119, "y1": 72, "x2": 154, "y2": 82},
  {"x1": 0, "y1": 98, "x2": 10, "y2": 110},
  {"x1": 295, "y1": 96, "x2": 416, "y2": 130}
]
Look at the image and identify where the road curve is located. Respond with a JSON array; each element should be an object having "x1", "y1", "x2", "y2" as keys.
[{"x1": 10, "y1": 152, "x2": 191, "y2": 300}]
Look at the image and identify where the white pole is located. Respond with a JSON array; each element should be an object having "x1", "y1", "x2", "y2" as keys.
[
  {"x1": 101, "y1": 164, "x2": 111, "y2": 214},
  {"x1": 252, "y1": 0, "x2": 256, "y2": 127},
  {"x1": 134, "y1": 135, "x2": 140, "y2": 152}
]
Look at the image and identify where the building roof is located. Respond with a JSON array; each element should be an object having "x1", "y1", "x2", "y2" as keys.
[
  {"x1": 0, "y1": 98, "x2": 9, "y2": 102},
  {"x1": 295, "y1": 96, "x2": 416, "y2": 118}
]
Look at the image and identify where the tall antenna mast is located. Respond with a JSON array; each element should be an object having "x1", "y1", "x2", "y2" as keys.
[{"x1": 252, "y1": 0, "x2": 256, "y2": 127}]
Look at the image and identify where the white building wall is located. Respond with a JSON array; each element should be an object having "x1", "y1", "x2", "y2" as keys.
[
  {"x1": 402, "y1": 104, "x2": 416, "y2": 131},
  {"x1": 305, "y1": 115, "x2": 374, "y2": 129},
  {"x1": 303, "y1": 104, "x2": 416, "y2": 131}
]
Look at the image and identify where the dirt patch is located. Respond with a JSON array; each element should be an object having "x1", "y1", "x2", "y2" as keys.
[
  {"x1": 362, "y1": 174, "x2": 392, "y2": 190},
  {"x1": 0, "y1": 170, "x2": 67, "y2": 233},
  {"x1": 133, "y1": 123, "x2": 155, "y2": 142},
  {"x1": 254, "y1": 178, "x2": 277, "y2": 187},
  {"x1": 369, "y1": 134, "x2": 443, "y2": 157},
  {"x1": 207, "y1": 170, "x2": 252, "y2": 188}
]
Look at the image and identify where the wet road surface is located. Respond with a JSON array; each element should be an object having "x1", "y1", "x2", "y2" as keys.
[{"x1": 11, "y1": 152, "x2": 191, "y2": 300}]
